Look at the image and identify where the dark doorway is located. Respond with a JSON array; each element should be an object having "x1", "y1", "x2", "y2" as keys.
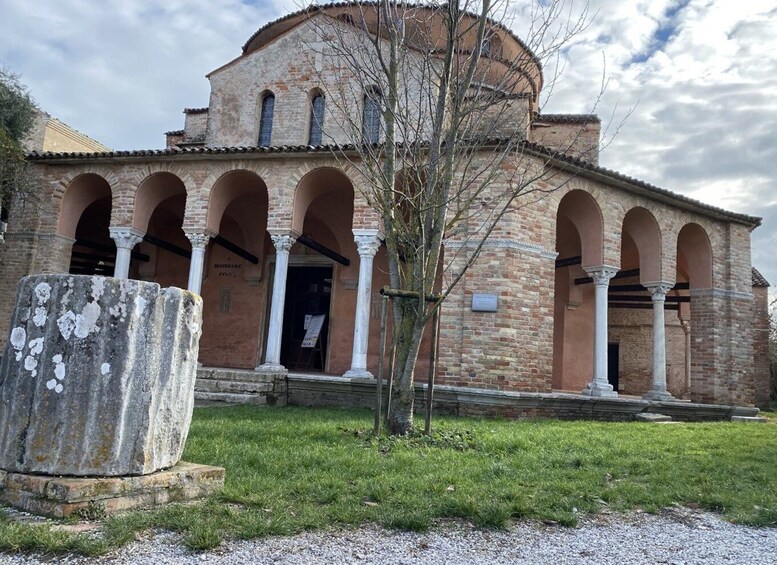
[
  {"x1": 607, "y1": 343, "x2": 619, "y2": 391},
  {"x1": 280, "y1": 265, "x2": 333, "y2": 371}
]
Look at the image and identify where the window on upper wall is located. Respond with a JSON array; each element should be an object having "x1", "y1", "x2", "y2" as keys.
[
  {"x1": 258, "y1": 92, "x2": 275, "y2": 146},
  {"x1": 362, "y1": 87, "x2": 382, "y2": 144},
  {"x1": 309, "y1": 93, "x2": 325, "y2": 146}
]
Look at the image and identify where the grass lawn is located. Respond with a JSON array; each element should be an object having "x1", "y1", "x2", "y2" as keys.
[{"x1": 1, "y1": 405, "x2": 776, "y2": 556}]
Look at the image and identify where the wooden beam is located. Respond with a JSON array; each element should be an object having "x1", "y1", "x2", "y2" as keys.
[
  {"x1": 75, "y1": 239, "x2": 149, "y2": 262},
  {"x1": 574, "y1": 268, "x2": 640, "y2": 286},
  {"x1": 297, "y1": 234, "x2": 350, "y2": 266},
  {"x1": 143, "y1": 234, "x2": 191, "y2": 260},
  {"x1": 555, "y1": 255, "x2": 581, "y2": 269},
  {"x1": 608, "y1": 295, "x2": 690, "y2": 303},
  {"x1": 212, "y1": 234, "x2": 259, "y2": 265},
  {"x1": 70, "y1": 250, "x2": 115, "y2": 265},
  {"x1": 608, "y1": 282, "x2": 690, "y2": 292},
  {"x1": 609, "y1": 303, "x2": 680, "y2": 311}
]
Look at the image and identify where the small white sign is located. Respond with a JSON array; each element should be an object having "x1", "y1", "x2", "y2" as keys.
[
  {"x1": 302, "y1": 315, "x2": 326, "y2": 348},
  {"x1": 472, "y1": 293, "x2": 498, "y2": 312}
]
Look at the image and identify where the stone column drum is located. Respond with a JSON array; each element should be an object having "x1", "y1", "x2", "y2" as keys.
[{"x1": 0, "y1": 274, "x2": 203, "y2": 477}]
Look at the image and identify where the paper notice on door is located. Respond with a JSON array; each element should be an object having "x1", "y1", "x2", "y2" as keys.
[{"x1": 301, "y1": 314, "x2": 326, "y2": 348}]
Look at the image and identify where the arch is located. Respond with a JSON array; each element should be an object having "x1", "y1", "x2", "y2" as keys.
[
  {"x1": 258, "y1": 90, "x2": 275, "y2": 146},
  {"x1": 292, "y1": 167, "x2": 355, "y2": 235},
  {"x1": 133, "y1": 172, "x2": 187, "y2": 233},
  {"x1": 621, "y1": 207, "x2": 662, "y2": 283},
  {"x1": 308, "y1": 89, "x2": 325, "y2": 146},
  {"x1": 677, "y1": 223, "x2": 713, "y2": 289},
  {"x1": 207, "y1": 169, "x2": 269, "y2": 234},
  {"x1": 556, "y1": 189, "x2": 604, "y2": 267},
  {"x1": 57, "y1": 173, "x2": 112, "y2": 239}
]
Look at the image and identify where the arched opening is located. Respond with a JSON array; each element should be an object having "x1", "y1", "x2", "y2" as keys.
[
  {"x1": 58, "y1": 174, "x2": 113, "y2": 276},
  {"x1": 676, "y1": 222, "x2": 715, "y2": 401},
  {"x1": 131, "y1": 172, "x2": 188, "y2": 288},
  {"x1": 200, "y1": 170, "x2": 269, "y2": 369},
  {"x1": 552, "y1": 190, "x2": 604, "y2": 391},
  {"x1": 281, "y1": 167, "x2": 355, "y2": 373},
  {"x1": 608, "y1": 207, "x2": 679, "y2": 396}
]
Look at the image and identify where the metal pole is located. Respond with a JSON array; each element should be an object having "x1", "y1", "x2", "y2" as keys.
[
  {"x1": 424, "y1": 306, "x2": 441, "y2": 435},
  {"x1": 374, "y1": 294, "x2": 389, "y2": 435}
]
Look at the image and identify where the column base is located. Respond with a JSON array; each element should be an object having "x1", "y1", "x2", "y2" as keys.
[
  {"x1": 344, "y1": 368, "x2": 374, "y2": 379},
  {"x1": 256, "y1": 363, "x2": 288, "y2": 374},
  {"x1": 643, "y1": 389, "x2": 675, "y2": 401},
  {"x1": 581, "y1": 381, "x2": 618, "y2": 398}
]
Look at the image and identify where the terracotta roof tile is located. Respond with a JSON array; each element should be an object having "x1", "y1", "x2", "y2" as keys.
[
  {"x1": 752, "y1": 267, "x2": 770, "y2": 287},
  {"x1": 533, "y1": 113, "x2": 601, "y2": 124},
  {"x1": 164, "y1": 130, "x2": 185, "y2": 136},
  {"x1": 183, "y1": 108, "x2": 208, "y2": 114}
]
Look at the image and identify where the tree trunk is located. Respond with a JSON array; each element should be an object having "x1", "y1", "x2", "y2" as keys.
[{"x1": 387, "y1": 300, "x2": 426, "y2": 434}]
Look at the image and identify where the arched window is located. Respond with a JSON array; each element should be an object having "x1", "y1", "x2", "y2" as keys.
[
  {"x1": 362, "y1": 87, "x2": 382, "y2": 144},
  {"x1": 309, "y1": 93, "x2": 325, "y2": 146},
  {"x1": 258, "y1": 92, "x2": 275, "y2": 146}
]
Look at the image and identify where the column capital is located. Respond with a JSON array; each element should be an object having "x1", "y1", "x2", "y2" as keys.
[
  {"x1": 583, "y1": 265, "x2": 619, "y2": 285},
  {"x1": 353, "y1": 229, "x2": 382, "y2": 258},
  {"x1": 185, "y1": 230, "x2": 214, "y2": 250},
  {"x1": 643, "y1": 282, "x2": 673, "y2": 302},
  {"x1": 109, "y1": 227, "x2": 144, "y2": 250},
  {"x1": 268, "y1": 229, "x2": 299, "y2": 253}
]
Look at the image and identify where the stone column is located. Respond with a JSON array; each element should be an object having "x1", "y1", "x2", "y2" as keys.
[
  {"x1": 109, "y1": 227, "x2": 144, "y2": 280},
  {"x1": 681, "y1": 320, "x2": 691, "y2": 399},
  {"x1": 582, "y1": 266, "x2": 618, "y2": 397},
  {"x1": 257, "y1": 231, "x2": 297, "y2": 373},
  {"x1": 185, "y1": 232, "x2": 211, "y2": 295},
  {"x1": 344, "y1": 229, "x2": 382, "y2": 378},
  {"x1": 643, "y1": 283, "x2": 674, "y2": 400}
]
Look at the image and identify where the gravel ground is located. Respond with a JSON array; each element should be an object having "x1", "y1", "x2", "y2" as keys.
[{"x1": 3, "y1": 508, "x2": 776, "y2": 564}]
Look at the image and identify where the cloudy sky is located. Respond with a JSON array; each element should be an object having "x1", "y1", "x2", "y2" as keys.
[{"x1": 1, "y1": 0, "x2": 775, "y2": 291}]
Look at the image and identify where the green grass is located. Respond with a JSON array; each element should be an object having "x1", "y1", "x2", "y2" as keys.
[{"x1": 2, "y1": 405, "x2": 777, "y2": 556}]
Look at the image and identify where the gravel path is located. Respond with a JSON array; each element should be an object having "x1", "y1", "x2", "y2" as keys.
[{"x1": 4, "y1": 508, "x2": 776, "y2": 564}]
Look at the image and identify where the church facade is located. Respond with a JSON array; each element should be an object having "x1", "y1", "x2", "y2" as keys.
[{"x1": 0, "y1": 4, "x2": 769, "y2": 409}]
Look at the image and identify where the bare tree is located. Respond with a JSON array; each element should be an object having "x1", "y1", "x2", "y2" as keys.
[{"x1": 303, "y1": 0, "x2": 594, "y2": 434}]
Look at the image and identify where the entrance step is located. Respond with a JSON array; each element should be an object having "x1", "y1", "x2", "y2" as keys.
[
  {"x1": 195, "y1": 368, "x2": 288, "y2": 407},
  {"x1": 731, "y1": 416, "x2": 767, "y2": 424},
  {"x1": 635, "y1": 413, "x2": 672, "y2": 423},
  {"x1": 194, "y1": 391, "x2": 272, "y2": 405},
  {"x1": 195, "y1": 378, "x2": 274, "y2": 395}
]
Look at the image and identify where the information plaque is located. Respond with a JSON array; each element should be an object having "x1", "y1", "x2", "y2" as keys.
[{"x1": 471, "y1": 293, "x2": 498, "y2": 312}]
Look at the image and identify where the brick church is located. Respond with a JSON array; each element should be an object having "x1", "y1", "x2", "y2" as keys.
[{"x1": 0, "y1": 3, "x2": 770, "y2": 411}]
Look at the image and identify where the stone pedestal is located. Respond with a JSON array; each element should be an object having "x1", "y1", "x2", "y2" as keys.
[
  {"x1": 0, "y1": 462, "x2": 225, "y2": 518},
  {"x1": 0, "y1": 275, "x2": 203, "y2": 477}
]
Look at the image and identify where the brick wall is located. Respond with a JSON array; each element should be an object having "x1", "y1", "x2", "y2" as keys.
[{"x1": 752, "y1": 286, "x2": 771, "y2": 408}]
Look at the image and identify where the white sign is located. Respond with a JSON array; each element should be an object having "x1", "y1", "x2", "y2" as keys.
[
  {"x1": 472, "y1": 294, "x2": 498, "y2": 312},
  {"x1": 301, "y1": 314, "x2": 326, "y2": 348}
]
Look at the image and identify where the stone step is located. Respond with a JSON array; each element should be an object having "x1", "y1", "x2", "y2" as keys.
[
  {"x1": 193, "y1": 391, "x2": 268, "y2": 405},
  {"x1": 731, "y1": 416, "x2": 767, "y2": 424},
  {"x1": 635, "y1": 413, "x2": 672, "y2": 423},
  {"x1": 197, "y1": 369, "x2": 279, "y2": 384},
  {"x1": 195, "y1": 378, "x2": 274, "y2": 394}
]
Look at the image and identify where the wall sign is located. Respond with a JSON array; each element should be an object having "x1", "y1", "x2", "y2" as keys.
[{"x1": 471, "y1": 293, "x2": 498, "y2": 312}]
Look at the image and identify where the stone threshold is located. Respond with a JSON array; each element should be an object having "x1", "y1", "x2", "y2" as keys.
[{"x1": 0, "y1": 461, "x2": 225, "y2": 518}]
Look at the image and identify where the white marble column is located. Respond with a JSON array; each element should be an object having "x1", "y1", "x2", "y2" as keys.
[
  {"x1": 582, "y1": 265, "x2": 619, "y2": 397},
  {"x1": 257, "y1": 232, "x2": 297, "y2": 373},
  {"x1": 345, "y1": 229, "x2": 382, "y2": 378},
  {"x1": 681, "y1": 320, "x2": 691, "y2": 399},
  {"x1": 185, "y1": 232, "x2": 211, "y2": 295},
  {"x1": 109, "y1": 227, "x2": 144, "y2": 279},
  {"x1": 643, "y1": 283, "x2": 674, "y2": 401}
]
